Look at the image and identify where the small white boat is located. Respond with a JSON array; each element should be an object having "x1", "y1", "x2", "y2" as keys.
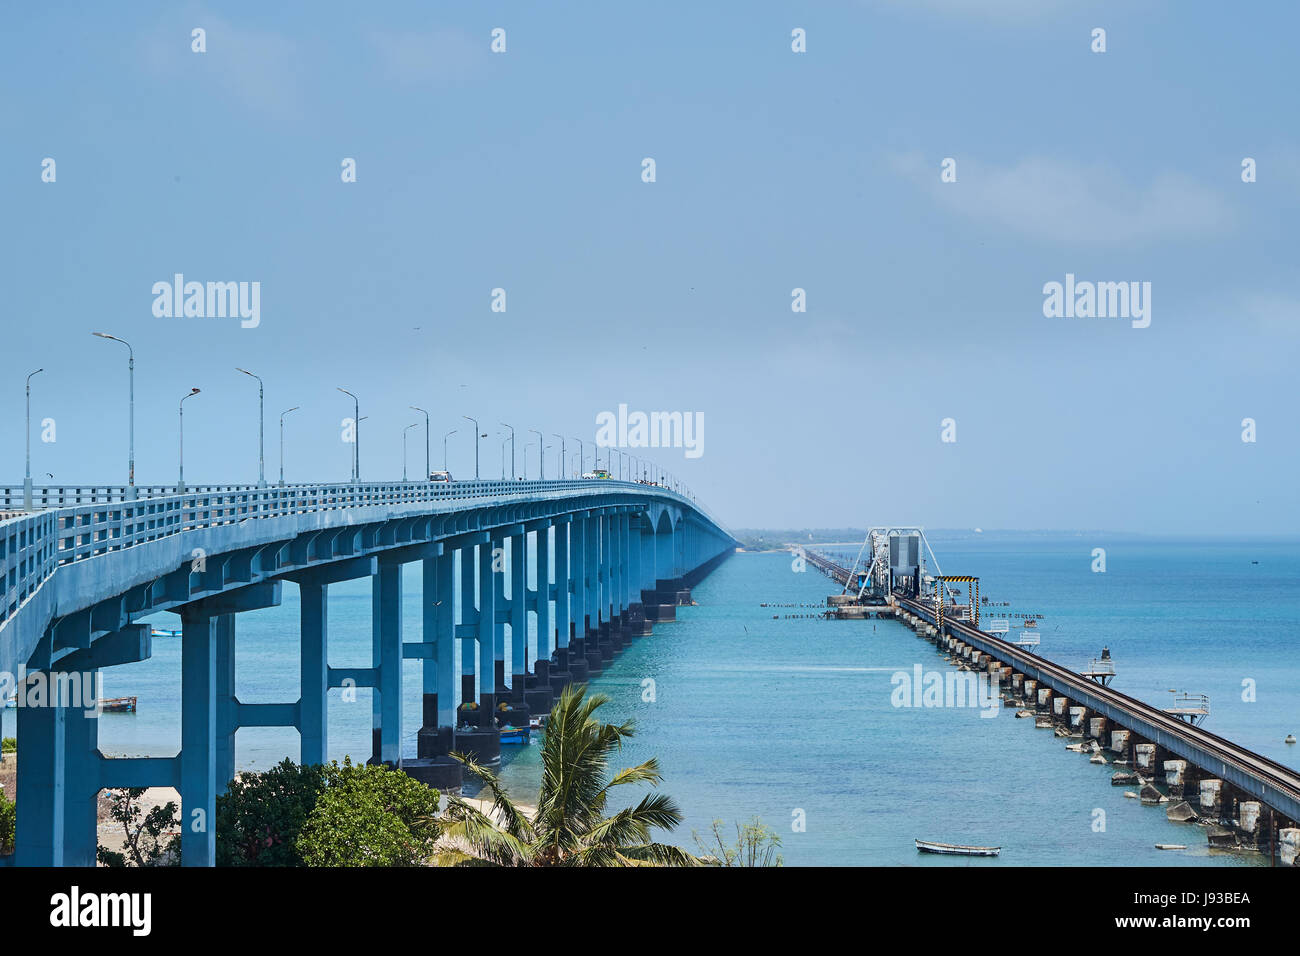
[
  {"x1": 915, "y1": 839, "x2": 1000, "y2": 857},
  {"x1": 1155, "y1": 844, "x2": 1187, "y2": 850}
]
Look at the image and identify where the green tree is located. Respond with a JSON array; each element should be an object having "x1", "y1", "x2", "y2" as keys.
[
  {"x1": 0, "y1": 789, "x2": 15, "y2": 856},
  {"x1": 216, "y1": 758, "x2": 328, "y2": 866},
  {"x1": 1, "y1": 736, "x2": 15, "y2": 754},
  {"x1": 438, "y1": 684, "x2": 696, "y2": 866},
  {"x1": 693, "y1": 816, "x2": 784, "y2": 867},
  {"x1": 96, "y1": 788, "x2": 179, "y2": 867},
  {"x1": 296, "y1": 758, "x2": 441, "y2": 867}
]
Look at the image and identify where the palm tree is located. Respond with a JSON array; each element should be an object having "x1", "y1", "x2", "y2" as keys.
[{"x1": 436, "y1": 684, "x2": 697, "y2": 866}]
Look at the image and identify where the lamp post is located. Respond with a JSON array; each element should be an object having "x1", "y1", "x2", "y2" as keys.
[
  {"x1": 529, "y1": 429, "x2": 544, "y2": 479},
  {"x1": 235, "y1": 367, "x2": 267, "y2": 488},
  {"x1": 178, "y1": 387, "x2": 201, "y2": 492},
  {"x1": 499, "y1": 422, "x2": 515, "y2": 479},
  {"x1": 574, "y1": 437, "x2": 584, "y2": 476},
  {"x1": 462, "y1": 416, "x2": 480, "y2": 479},
  {"x1": 410, "y1": 405, "x2": 430, "y2": 480},
  {"x1": 443, "y1": 429, "x2": 458, "y2": 472},
  {"x1": 24, "y1": 368, "x2": 43, "y2": 510},
  {"x1": 403, "y1": 423, "x2": 420, "y2": 481},
  {"x1": 278, "y1": 406, "x2": 299, "y2": 486},
  {"x1": 499, "y1": 435, "x2": 508, "y2": 479},
  {"x1": 338, "y1": 387, "x2": 359, "y2": 482},
  {"x1": 552, "y1": 434, "x2": 566, "y2": 480},
  {"x1": 92, "y1": 332, "x2": 135, "y2": 497}
]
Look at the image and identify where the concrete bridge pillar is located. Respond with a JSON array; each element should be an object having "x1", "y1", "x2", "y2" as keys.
[
  {"x1": 1109, "y1": 728, "x2": 1132, "y2": 755},
  {"x1": 480, "y1": 537, "x2": 501, "y2": 713},
  {"x1": 1134, "y1": 742, "x2": 1160, "y2": 775},
  {"x1": 180, "y1": 604, "x2": 218, "y2": 867},
  {"x1": 532, "y1": 524, "x2": 553, "y2": 678},
  {"x1": 214, "y1": 613, "x2": 237, "y2": 790},
  {"x1": 14, "y1": 680, "x2": 67, "y2": 866},
  {"x1": 568, "y1": 516, "x2": 586, "y2": 654},
  {"x1": 458, "y1": 545, "x2": 478, "y2": 724},
  {"x1": 1198, "y1": 778, "x2": 1224, "y2": 815},
  {"x1": 371, "y1": 558, "x2": 403, "y2": 766},
  {"x1": 299, "y1": 576, "x2": 329, "y2": 765},
  {"x1": 553, "y1": 518, "x2": 570, "y2": 654},
  {"x1": 509, "y1": 530, "x2": 527, "y2": 701}
]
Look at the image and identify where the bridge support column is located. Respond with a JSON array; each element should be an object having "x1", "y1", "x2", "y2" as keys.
[
  {"x1": 552, "y1": 518, "x2": 570, "y2": 657},
  {"x1": 527, "y1": 523, "x2": 555, "y2": 715},
  {"x1": 180, "y1": 605, "x2": 218, "y2": 867},
  {"x1": 409, "y1": 548, "x2": 462, "y2": 792},
  {"x1": 299, "y1": 577, "x2": 329, "y2": 765},
  {"x1": 214, "y1": 613, "x2": 236, "y2": 792},
  {"x1": 459, "y1": 545, "x2": 478, "y2": 725},
  {"x1": 372, "y1": 560, "x2": 403, "y2": 766},
  {"x1": 509, "y1": 530, "x2": 527, "y2": 702},
  {"x1": 14, "y1": 676, "x2": 66, "y2": 866},
  {"x1": 480, "y1": 537, "x2": 502, "y2": 715}
]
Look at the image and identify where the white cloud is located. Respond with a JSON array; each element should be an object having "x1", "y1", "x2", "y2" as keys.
[
  {"x1": 890, "y1": 153, "x2": 1235, "y2": 241},
  {"x1": 140, "y1": 9, "x2": 301, "y2": 117}
]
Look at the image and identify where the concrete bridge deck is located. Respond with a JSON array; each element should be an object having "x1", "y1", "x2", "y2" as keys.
[{"x1": 0, "y1": 478, "x2": 737, "y2": 866}]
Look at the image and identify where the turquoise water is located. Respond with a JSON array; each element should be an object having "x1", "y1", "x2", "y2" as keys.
[{"x1": 92, "y1": 534, "x2": 1299, "y2": 866}]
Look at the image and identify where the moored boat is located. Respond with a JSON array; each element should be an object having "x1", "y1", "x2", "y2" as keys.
[
  {"x1": 98, "y1": 696, "x2": 137, "y2": 713},
  {"x1": 915, "y1": 839, "x2": 1000, "y2": 857},
  {"x1": 498, "y1": 726, "x2": 529, "y2": 745}
]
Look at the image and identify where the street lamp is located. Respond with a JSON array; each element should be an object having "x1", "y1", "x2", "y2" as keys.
[
  {"x1": 499, "y1": 422, "x2": 515, "y2": 479},
  {"x1": 178, "y1": 387, "x2": 201, "y2": 492},
  {"x1": 235, "y1": 367, "x2": 267, "y2": 488},
  {"x1": 552, "y1": 434, "x2": 566, "y2": 480},
  {"x1": 338, "y1": 387, "x2": 359, "y2": 482},
  {"x1": 573, "y1": 437, "x2": 584, "y2": 476},
  {"x1": 462, "y1": 416, "x2": 480, "y2": 479},
  {"x1": 24, "y1": 368, "x2": 43, "y2": 510},
  {"x1": 499, "y1": 435, "x2": 508, "y2": 479},
  {"x1": 278, "y1": 406, "x2": 300, "y2": 486},
  {"x1": 529, "y1": 429, "x2": 544, "y2": 479},
  {"x1": 442, "y1": 429, "x2": 458, "y2": 472},
  {"x1": 410, "y1": 405, "x2": 430, "y2": 480},
  {"x1": 403, "y1": 423, "x2": 420, "y2": 481},
  {"x1": 92, "y1": 332, "x2": 135, "y2": 497}
]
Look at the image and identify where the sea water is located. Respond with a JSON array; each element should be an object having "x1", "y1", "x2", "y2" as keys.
[{"x1": 91, "y1": 533, "x2": 1298, "y2": 866}]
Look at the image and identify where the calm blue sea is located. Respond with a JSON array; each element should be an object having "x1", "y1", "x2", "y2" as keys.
[{"x1": 75, "y1": 533, "x2": 1299, "y2": 866}]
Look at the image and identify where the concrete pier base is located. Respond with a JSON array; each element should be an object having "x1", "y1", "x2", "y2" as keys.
[
  {"x1": 453, "y1": 726, "x2": 501, "y2": 766},
  {"x1": 1198, "y1": 778, "x2": 1224, "y2": 816},
  {"x1": 1163, "y1": 760, "x2": 1189, "y2": 797},
  {"x1": 1279, "y1": 828, "x2": 1300, "y2": 866},
  {"x1": 401, "y1": 756, "x2": 463, "y2": 793},
  {"x1": 417, "y1": 725, "x2": 454, "y2": 758}
]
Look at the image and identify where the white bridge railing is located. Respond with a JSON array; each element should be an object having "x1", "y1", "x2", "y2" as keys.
[{"x1": 0, "y1": 479, "x2": 724, "y2": 632}]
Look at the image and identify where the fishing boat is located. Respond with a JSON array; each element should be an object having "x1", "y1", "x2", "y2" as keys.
[
  {"x1": 915, "y1": 839, "x2": 1000, "y2": 857},
  {"x1": 498, "y1": 725, "x2": 529, "y2": 745},
  {"x1": 98, "y1": 696, "x2": 137, "y2": 713},
  {"x1": 150, "y1": 627, "x2": 182, "y2": 638}
]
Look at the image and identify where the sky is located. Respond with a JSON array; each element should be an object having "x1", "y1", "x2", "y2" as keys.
[{"x1": 2, "y1": 1, "x2": 1297, "y2": 534}]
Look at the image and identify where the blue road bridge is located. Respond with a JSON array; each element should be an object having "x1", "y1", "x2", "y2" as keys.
[{"x1": 0, "y1": 479, "x2": 737, "y2": 866}]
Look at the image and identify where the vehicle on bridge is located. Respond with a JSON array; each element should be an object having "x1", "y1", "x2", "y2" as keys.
[
  {"x1": 582, "y1": 468, "x2": 612, "y2": 479},
  {"x1": 429, "y1": 470, "x2": 452, "y2": 482}
]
